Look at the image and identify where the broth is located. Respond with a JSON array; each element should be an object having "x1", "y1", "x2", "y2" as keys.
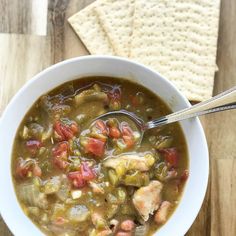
[{"x1": 12, "y1": 77, "x2": 188, "y2": 236}]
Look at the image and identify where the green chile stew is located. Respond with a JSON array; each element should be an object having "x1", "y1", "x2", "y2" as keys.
[{"x1": 12, "y1": 77, "x2": 189, "y2": 236}]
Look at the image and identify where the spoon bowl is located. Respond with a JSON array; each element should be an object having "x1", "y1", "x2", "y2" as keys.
[{"x1": 96, "y1": 86, "x2": 236, "y2": 143}]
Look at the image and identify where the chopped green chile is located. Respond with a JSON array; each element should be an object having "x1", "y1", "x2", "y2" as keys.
[
  {"x1": 123, "y1": 171, "x2": 150, "y2": 187},
  {"x1": 43, "y1": 176, "x2": 61, "y2": 194},
  {"x1": 108, "y1": 169, "x2": 119, "y2": 186},
  {"x1": 28, "y1": 206, "x2": 40, "y2": 218},
  {"x1": 12, "y1": 77, "x2": 188, "y2": 236},
  {"x1": 21, "y1": 126, "x2": 29, "y2": 139},
  {"x1": 155, "y1": 136, "x2": 173, "y2": 149},
  {"x1": 155, "y1": 162, "x2": 169, "y2": 181},
  {"x1": 116, "y1": 187, "x2": 127, "y2": 203},
  {"x1": 106, "y1": 204, "x2": 119, "y2": 219}
]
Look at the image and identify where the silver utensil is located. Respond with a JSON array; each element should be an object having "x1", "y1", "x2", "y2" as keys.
[{"x1": 97, "y1": 86, "x2": 236, "y2": 132}]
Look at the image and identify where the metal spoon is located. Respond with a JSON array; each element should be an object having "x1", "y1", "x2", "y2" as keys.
[{"x1": 97, "y1": 86, "x2": 236, "y2": 132}]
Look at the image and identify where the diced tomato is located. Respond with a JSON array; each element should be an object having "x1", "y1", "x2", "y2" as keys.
[
  {"x1": 53, "y1": 156, "x2": 68, "y2": 170},
  {"x1": 130, "y1": 95, "x2": 139, "y2": 107},
  {"x1": 16, "y1": 158, "x2": 32, "y2": 178},
  {"x1": 122, "y1": 135, "x2": 135, "y2": 148},
  {"x1": 115, "y1": 231, "x2": 132, "y2": 236},
  {"x1": 109, "y1": 126, "x2": 121, "y2": 139},
  {"x1": 95, "y1": 120, "x2": 108, "y2": 136},
  {"x1": 121, "y1": 123, "x2": 135, "y2": 148},
  {"x1": 180, "y1": 170, "x2": 189, "y2": 182},
  {"x1": 121, "y1": 123, "x2": 133, "y2": 137},
  {"x1": 54, "y1": 121, "x2": 64, "y2": 139},
  {"x1": 70, "y1": 123, "x2": 79, "y2": 134},
  {"x1": 26, "y1": 140, "x2": 42, "y2": 155},
  {"x1": 84, "y1": 138, "x2": 106, "y2": 158},
  {"x1": 68, "y1": 162, "x2": 96, "y2": 188},
  {"x1": 32, "y1": 164, "x2": 42, "y2": 177},
  {"x1": 107, "y1": 87, "x2": 121, "y2": 101},
  {"x1": 52, "y1": 142, "x2": 69, "y2": 169},
  {"x1": 81, "y1": 162, "x2": 96, "y2": 181},
  {"x1": 52, "y1": 141, "x2": 68, "y2": 157},
  {"x1": 120, "y1": 219, "x2": 135, "y2": 231},
  {"x1": 54, "y1": 120, "x2": 79, "y2": 141},
  {"x1": 107, "y1": 87, "x2": 122, "y2": 110},
  {"x1": 60, "y1": 124, "x2": 74, "y2": 140},
  {"x1": 53, "y1": 217, "x2": 68, "y2": 226},
  {"x1": 68, "y1": 171, "x2": 86, "y2": 188},
  {"x1": 160, "y1": 148, "x2": 179, "y2": 168}
]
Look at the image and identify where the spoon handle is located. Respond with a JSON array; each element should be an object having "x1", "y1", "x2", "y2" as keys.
[{"x1": 146, "y1": 86, "x2": 236, "y2": 129}]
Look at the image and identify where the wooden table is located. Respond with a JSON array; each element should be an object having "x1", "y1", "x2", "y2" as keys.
[{"x1": 0, "y1": 0, "x2": 235, "y2": 235}]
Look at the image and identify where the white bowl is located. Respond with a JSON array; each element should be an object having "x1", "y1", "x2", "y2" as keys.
[{"x1": 0, "y1": 56, "x2": 208, "y2": 236}]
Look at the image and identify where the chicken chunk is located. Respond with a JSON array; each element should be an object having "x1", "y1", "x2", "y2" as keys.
[
  {"x1": 75, "y1": 88, "x2": 108, "y2": 106},
  {"x1": 132, "y1": 181, "x2": 163, "y2": 221},
  {"x1": 56, "y1": 175, "x2": 70, "y2": 202},
  {"x1": 75, "y1": 85, "x2": 108, "y2": 119},
  {"x1": 66, "y1": 205, "x2": 90, "y2": 223},
  {"x1": 18, "y1": 183, "x2": 48, "y2": 209},
  {"x1": 43, "y1": 176, "x2": 62, "y2": 194},
  {"x1": 154, "y1": 201, "x2": 172, "y2": 224},
  {"x1": 103, "y1": 153, "x2": 155, "y2": 173}
]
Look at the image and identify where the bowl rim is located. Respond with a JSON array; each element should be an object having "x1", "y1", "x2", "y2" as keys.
[{"x1": 0, "y1": 55, "x2": 209, "y2": 236}]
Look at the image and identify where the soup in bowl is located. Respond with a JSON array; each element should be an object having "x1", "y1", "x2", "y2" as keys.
[{"x1": 0, "y1": 56, "x2": 209, "y2": 236}]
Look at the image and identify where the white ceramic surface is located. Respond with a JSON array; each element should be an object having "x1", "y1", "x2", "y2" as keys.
[{"x1": 0, "y1": 56, "x2": 209, "y2": 236}]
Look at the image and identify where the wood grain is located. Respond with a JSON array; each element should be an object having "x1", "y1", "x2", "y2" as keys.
[
  {"x1": 186, "y1": 0, "x2": 236, "y2": 235},
  {"x1": 211, "y1": 159, "x2": 236, "y2": 235},
  {"x1": 0, "y1": 0, "x2": 235, "y2": 235},
  {"x1": 0, "y1": 34, "x2": 52, "y2": 115},
  {"x1": 0, "y1": 0, "x2": 32, "y2": 34},
  {"x1": 0, "y1": 0, "x2": 48, "y2": 35}
]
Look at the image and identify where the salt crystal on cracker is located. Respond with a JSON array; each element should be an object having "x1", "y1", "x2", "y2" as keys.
[
  {"x1": 130, "y1": 0, "x2": 220, "y2": 101},
  {"x1": 95, "y1": 0, "x2": 135, "y2": 57},
  {"x1": 68, "y1": 1, "x2": 115, "y2": 55}
]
